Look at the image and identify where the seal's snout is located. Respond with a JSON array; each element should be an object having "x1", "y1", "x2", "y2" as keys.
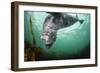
[{"x1": 40, "y1": 35, "x2": 49, "y2": 41}]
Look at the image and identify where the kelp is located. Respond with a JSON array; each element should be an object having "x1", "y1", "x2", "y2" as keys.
[{"x1": 29, "y1": 16, "x2": 36, "y2": 45}]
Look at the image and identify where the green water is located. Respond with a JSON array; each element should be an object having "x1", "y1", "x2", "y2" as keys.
[{"x1": 24, "y1": 11, "x2": 90, "y2": 59}]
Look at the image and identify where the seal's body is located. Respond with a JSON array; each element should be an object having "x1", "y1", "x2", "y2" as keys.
[{"x1": 41, "y1": 12, "x2": 84, "y2": 49}]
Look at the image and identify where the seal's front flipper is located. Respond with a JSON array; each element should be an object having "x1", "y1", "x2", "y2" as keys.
[
  {"x1": 76, "y1": 14, "x2": 84, "y2": 24},
  {"x1": 79, "y1": 20, "x2": 84, "y2": 24}
]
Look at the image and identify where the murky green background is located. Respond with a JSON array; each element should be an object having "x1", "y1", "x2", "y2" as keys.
[{"x1": 24, "y1": 11, "x2": 90, "y2": 59}]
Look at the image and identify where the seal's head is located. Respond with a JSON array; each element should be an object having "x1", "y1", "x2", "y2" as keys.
[{"x1": 40, "y1": 29, "x2": 57, "y2": 49}]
